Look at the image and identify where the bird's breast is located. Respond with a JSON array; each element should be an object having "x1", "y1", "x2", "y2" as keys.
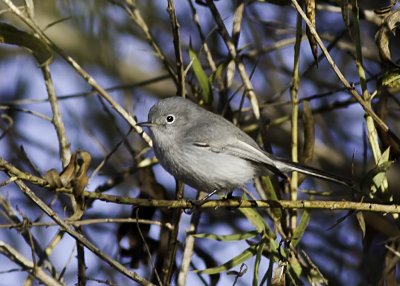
[{"x1": 153, "y1": 141, "x2": 256, "y2": 192}]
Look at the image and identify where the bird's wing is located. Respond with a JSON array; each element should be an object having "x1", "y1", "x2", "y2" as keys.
[
  {"x1": 222, "y1": 140, "x2": 276, "y2": 166},
  {"x1": 183, "y1": 121, "x2": 278, "y2": 167},
  {"x1": 184, "y1": 122, "x2": 353, "y2": 187}
]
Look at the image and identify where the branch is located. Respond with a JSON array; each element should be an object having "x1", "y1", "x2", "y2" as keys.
[
  {"x1": 12, "y1": 179, "x2": 155, "y2": 286},
  {"x1": 119, "y1": 1, "x2": 178, "y2": 86},
  {"x1": 177, "y1": 210, "x2": 201, "y2": 286},
  {"x1": 0, "y1": 217, "x2": 173, "y2": 230},
  {"x1": 290, "y1": 0, "x2": 400, "y2": 146},
  {"x1": 1, "y1": 0, "x2": 153, "y2": 147},
  {"x1": 2, "y1": 156, "x2": 400, "y2": 214},
  {"x1": 167, "y1": 0, "x2": 186, "y2": 98},
  {"x1": 41, "y1": 65, "x2": 71, "y2": 167},
  {"x1": 0, "y1": 240, "x2": 65, "y2": 286},
  {"x1": 206, "y1": 0, "x2": 261, "y2": 118},
  {"x1": 81, "y1": 195, "x2": 400, "y2": 214}
]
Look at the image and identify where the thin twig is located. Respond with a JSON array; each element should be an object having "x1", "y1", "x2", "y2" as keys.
[
  {"x1": 0, "y1": 74, "x2": 171, "y2": 106},
  {"x1": 0, "y1": 217, "x2": 173, "y2": 230},
  {"x1": 291, "y1": 0, "x2": 400, "y2": 146},
  {"x1": 12, "y1": 179, "x2": 155, "y2": 286},
  {"x1": 135, "y1": 208, "x2": 162, "y2": 286},
  {"x1": 0, "y1": 196, "x2": 58, "y2": 277},
  {"x1": 163, "y1": 181, "x2": 183, "y2": 285},
  {"x1": 167, "y1": 0, "x2": 186, "y2": 98},
  {"x1": 41, "y1": 64, "x2": 71, "y2": 167},
  {"x1": 0, "y1": 240, "x2": 65, "y2": 286},
  {"x1": 76, "y1": 226, "x2": 86, "y2": 286},
  {"x1": 350, "y1": 0, "x2": 388, "y2": 195},
  {"x1": 289, "y1": 9, "x2": 303, "y2": 231},
  {"x1": 206, "y1": 0, "x2": 261, "y2": 119},
  {"x1": 188, "y1": 0, "x2": 217, "y2": 72},
  {"x1": 1, "y1": 0, "x2": 153, "y2": 147},
  {"x1": 177, "y1": 209, "x2": 201, "y2": 286},
  {"x1": 118, "y1": 1, "x2": 178, "y2": 86},
  {"x1": 3, "y1": 156, "x2": 400, "y2": 214}
]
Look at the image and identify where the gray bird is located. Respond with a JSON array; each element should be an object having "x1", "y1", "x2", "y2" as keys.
[{"x1": 137, "y1": 97, "x2": 353, "y2": 194}]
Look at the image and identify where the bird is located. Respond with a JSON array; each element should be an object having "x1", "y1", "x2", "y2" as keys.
[{"x1": 137, "y1": 97, "x2": 353, "y2": 194}]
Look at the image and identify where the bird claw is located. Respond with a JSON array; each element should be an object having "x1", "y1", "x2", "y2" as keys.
[
  {"x1": 223, "y1": 192, "x2": 242, "y2": 210},
  {"x1": 184, "y1": 199, "x2": 207, "y2": 215}
]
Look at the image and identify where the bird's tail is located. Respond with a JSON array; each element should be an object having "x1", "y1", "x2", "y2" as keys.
[{"x1": 272, "y1": 157, "x2": 354, "y2": 188}]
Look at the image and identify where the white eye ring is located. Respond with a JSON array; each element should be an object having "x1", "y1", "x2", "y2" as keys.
[{"x1": 166, "y1": 114, "x2": 175, "y2": 124}]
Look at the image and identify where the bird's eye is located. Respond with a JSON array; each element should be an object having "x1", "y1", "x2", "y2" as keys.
[{"x1": 166, "y1": 114, "x2": 175, "y2": 124}]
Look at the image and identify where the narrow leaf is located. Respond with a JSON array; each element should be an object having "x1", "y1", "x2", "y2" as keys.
[
  {"x1": 193, "y1": 230, "x2": 259, "y2": 241},
  {"x1": 291, "y1": 210, "x2": 310, "y2": 247},
  {"x1": 356, "y1": 211, "x2": 366, "y2": 238},
  {"x1": 261, "y1": 177, "x2": 282, "y2": 219},
  {"x1": 361, "y1": 148, "x2": 393, "y2": 193},
  {"x1": 193, "y1": 244, "x2": 258, "y2": 275},
  {"x1": 189, "y1": 47, "x2": 212, "y2": 103},
  {"x1": 239, "y1": 205, "x2": 274, "y2": 238},
  {"x1": 253, "y1": 240, "x2": 266, "y2": 286}
]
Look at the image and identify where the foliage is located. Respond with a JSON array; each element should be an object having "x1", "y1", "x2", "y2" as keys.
[{"x1": 0, "y1": 0, "x2": 400, "y2": 285}]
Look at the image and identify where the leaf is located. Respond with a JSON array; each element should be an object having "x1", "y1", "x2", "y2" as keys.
[
  {"x1": 375, "y1": 8, "x2": 400, "y2": 68},
  {"x1": 239, "y1": 202, "x2": 274, "y2": 239},
  {"x1": 260, "y1": 257, "x2": 274, "y2": 285},
  {"x1": 288, "y1": 254, "x2": 303, "y2": 277},
  {"x1": 305, "y1": 0, "x2": 318, "y2": 65},
  {"x1": 261, "y1": 177, "x2": 282, "y2": 219},
  {"x1": 374, "y1": 1, "x2": 398, "y2": 17},
  {"x1": 193, "y1": 244, "x2": 258, "y2": 275},
  {"x1": 356, "y1": 212, "x2": 366, "y2": 238},
  {"x1": 210, "y1": 62, "x2": 226, "y2": 83},
  {"x1": 360, "y1": 148, "x2": 393, "y2": 193},
  {"x1": 340, "y1": 0, "x2": 351, "y2": 29},
  {"x1": 372, "y1": 147, "x2": 392, "y2": 192},
  {"x1": 380, "y1": 70, "x2": 400, "y2": 89},
  {"x1": 271, "y1": 261, "x2": 286, "y2": 286},
  {"x1": 291, "y1": 210, "x2": 310, "y2": 247},
  {"x1": 44, "y1": 150, "x2": 92, "y2": 220},
  {"x1": 189, "y1": 47, "x2": 212, "y2": 103},
  {"x1": 238, "y1": 197, "x2": 279, "y2": 258},
  {"x1": 0, "y1": 22, "x2": 52, "y2": 65},
  {"x1": 193, "y1": 230, "x2": 259, "y2": 241},
  {"x1": 253, "y1": 240, "x2": 266, "y2": 286}
]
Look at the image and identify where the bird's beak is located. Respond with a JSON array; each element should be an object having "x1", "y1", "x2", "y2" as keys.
[{"x1": 136, "y1": 121, "x2": 156, "y2": 127}]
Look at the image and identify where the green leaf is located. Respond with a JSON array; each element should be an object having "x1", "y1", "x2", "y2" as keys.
[
  {"x1": 238, "y1": 194, "x2": 274, "y2": 236},
  {"x1": 210, "y1": 62, "x2": 226, "y2": 83},
  {"x1": 239, "y1": 207, "x2": 267, "y2": 235},
  {"x1": 361, "y1": 147, "x2": 393, "y2": 193},
  {"x1": 291, "y1": 210, "x2": 310, "y2": 247},
  {"x1": 288, "y1": 255, "x2": 303, "y2": 277},
  {"x1": 380, "y1": 69, "x2": 400, "y2": 89},
  {"x1": 378, "y1": 147, "x2": 391, "y2": 165},
  {"x1": 260, "y1": 257, "x2": 274, "y2": 285},
  {"x1": 193, "y1": 244, "x2": 258, "y2": 275},
  {"x1": 261, "y1": 176, "x2": 282, "y2": 219},
  {"x1": 253, "y1": 240, "x2": 266, "y2": 286},
  {"x1": 193, "y1": 230, "x2": 259, "y2": 241},
  {"x1": 356, "y1": 211, "x2": 366, "y2": 238},
  {"x1": 189, "y1": 47, "x2": 212, "y2": 104}
]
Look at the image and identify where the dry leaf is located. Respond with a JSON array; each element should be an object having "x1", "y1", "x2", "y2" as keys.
[{"x1": 375, "y1": 9, "x2": 400, "y2": 67}]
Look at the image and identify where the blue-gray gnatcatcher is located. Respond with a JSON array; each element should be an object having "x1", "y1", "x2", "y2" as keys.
[{"x1": 137, "y1": 97, "x2": 353, "y2": 194}]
